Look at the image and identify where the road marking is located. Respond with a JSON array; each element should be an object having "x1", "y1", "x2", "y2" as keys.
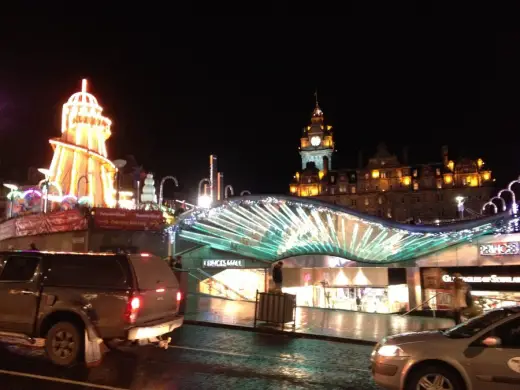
[
  {"x1": 0, "y1": 369, "x2": 129, "y2": 390},
  {"x1": 169, "y1": 345, "x2": 370, "y2": 372}
]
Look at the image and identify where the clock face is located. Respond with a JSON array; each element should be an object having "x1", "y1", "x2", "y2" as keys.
[{"x1": 310, "y1": 136, "x2": 321, "y2": 146}]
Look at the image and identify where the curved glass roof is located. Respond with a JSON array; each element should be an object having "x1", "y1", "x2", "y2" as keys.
[{"x1": 177, "y1": 195, "x2": 511, "y2": 264}]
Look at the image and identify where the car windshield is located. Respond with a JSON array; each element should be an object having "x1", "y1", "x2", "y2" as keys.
[{"x1": 443, "y1": 308, "x2": 512, "y2": 338}]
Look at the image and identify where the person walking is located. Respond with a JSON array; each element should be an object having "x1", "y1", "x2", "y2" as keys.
[
  {"x1": 452, "y1": 273, "x2": 470, "y2": 325},
  {"x1": 272, "y1": 261, "x2": 283, "y2": 292},
  {"x1": 173, "y1": 255, "x2": 183, "y2": 270}
]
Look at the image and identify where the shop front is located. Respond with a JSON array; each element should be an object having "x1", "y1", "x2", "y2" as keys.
[
  {"x1": 422, "y1": 265, "x2": 520, "y2": 311},
  {"x1": 281, "y1": 266, "x2": 409, "y2": 314},
  {"x1": 198, "y1": 259, "x2": 268, "y2": 301}
]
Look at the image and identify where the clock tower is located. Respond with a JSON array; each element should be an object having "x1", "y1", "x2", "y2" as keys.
[{"x1": 299, "y1": 99, "x2": 334, "y2": 171}]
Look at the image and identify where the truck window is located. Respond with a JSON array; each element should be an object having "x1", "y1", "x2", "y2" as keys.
[
  {"x1": 46, "y1": 255, "x2": 128, "y2": 288},
  {"x1": 129, "y1": 254, "x2": 178, "y2": 290},
  {"x1": 0, "y1": 256, "x2": 39, "y2": 282}
]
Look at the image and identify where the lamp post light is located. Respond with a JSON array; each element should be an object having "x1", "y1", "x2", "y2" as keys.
[
  {"x1": 158, "y1": 176, "x2": 179, "y2": 207},
  {"x1": 38, "y1": 168, "x2": 51, "y2": 213},
  {"x1": 3, "y1": 183, "x2": 18, "y2": 218},
  {"x1": 455, "y1": 196, "x2": 465, "y2": 220},
  {"x1": 113, "y1": 159, "x2": 127, "y2": 208},
  {"x1": 198, "y1": 178, "x2": 211, "y2": 208}
]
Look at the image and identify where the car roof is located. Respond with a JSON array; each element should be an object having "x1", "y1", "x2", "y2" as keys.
[{"x1": 0, "y1": 250, "x2": 118, "y2": 257}]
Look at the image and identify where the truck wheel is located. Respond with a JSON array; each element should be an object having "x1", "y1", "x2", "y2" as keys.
[{"x1": 45, "y1": 321, "x2": 82, "y2": 366}]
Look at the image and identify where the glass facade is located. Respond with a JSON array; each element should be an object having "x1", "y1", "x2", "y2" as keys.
[{"x1": 199, "y1": 268, "x2": 266, "y2": 301}]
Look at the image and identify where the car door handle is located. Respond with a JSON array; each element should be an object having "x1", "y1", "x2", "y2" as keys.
[{"x1": 9, "y1": 289, "x2": 37, "y2": 296}]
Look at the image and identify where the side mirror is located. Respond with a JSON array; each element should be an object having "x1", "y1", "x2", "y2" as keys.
[{"x1": 482, "y1": 336, "x2": 501, "y2": 347}]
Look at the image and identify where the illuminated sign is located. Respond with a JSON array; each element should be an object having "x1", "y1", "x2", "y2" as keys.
[
  {"x1": 202, "y1": 259, "x2": 245, "y2": 268},
  {"x1": 479, "y1": 242, "x2": 520, "y2": 256},
  {"x1": 442, "y1": 274, "x2": 520, "y2": 284}
]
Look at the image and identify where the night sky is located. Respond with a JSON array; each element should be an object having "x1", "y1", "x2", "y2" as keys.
[{"x1": 1, "y1": 12, "x2": 520, "y2": 200}]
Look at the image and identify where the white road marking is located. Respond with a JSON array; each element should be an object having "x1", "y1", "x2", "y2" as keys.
[
  {"x1": 0, "y1": 369, "x2": 129, "y2": 390},
  {"x1": 169, "y1": 345, "x2": 371, "y2": 372}
]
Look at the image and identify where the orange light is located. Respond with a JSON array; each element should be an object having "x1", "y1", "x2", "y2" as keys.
[
  {"x1": 290, "y1": 186, "x2": 297, "y2": 193},
  {"x1": 402, "y1": 176, "x2": 411, "y2": 186},
  {"x1": 447, "y1": 160, "x2": 454, "y2": 171},
  {"x1": 443, "y1": 174, "x2": 453, "y2": 184},
  {"x1": 371, "y1": 170, "x2": 380, "y2": 179},
  {"x1": 482, "y1": 172, "x2": 491, "y2": 181},
  {"x1": 319, "y1": 170, "x2": 325, "y2": 180},
  {"x1": 477, "y1": 158, "x2": 484, "y2": 169}
]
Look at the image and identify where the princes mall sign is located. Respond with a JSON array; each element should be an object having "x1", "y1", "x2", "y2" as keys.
[{"x1": 202, "y1": 259, "x2": 245, "y2": 268}]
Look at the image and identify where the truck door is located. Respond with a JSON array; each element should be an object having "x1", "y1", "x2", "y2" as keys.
[{"x1": 0, "y1": 255, "x2": 41, "y2": 334}]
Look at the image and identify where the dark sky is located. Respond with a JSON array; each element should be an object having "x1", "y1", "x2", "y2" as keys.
[{"x1": 1, "y1": 11, "x2": 520, "y2": 200}]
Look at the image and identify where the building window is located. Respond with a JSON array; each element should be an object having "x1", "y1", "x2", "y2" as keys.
[
  {"x1": 413, "y1": 169, "x2": 418, "y2": 177},
  {"x1": 436, "y1": 179, "x2": 442, "y2": 189},
  {"x1": 413, "y1": 182, "x2": 419, "y2": 190},
  {"x1": 331, "y1": 188, "x2": 335, "y2": 195},
  {"x1": 364, "y1": 173, "x2": 369, "y2": 180},
  {"x1": 351, "y1": 186, "x2": 356, "y2": 194},
  {"x1": 375, "y1": 185, "x2": 379, "y2": 191},
  {"x1": 381, "y1": 171, "x2": 387, "y2": 179},
  {"x1": 331, "y1": 176, "x2": 335, "y2": 184},
  {"x1": 436, "y1": 168, "x2": 441, "y2": 176},
  {"x1": 364, "y1": 198, "x2": 369, "y2": 206},
  {"x1": 339, "y1": 185, "x2": 347, "y2": 193},
  {"x1": 397, "y1": 169, "x2": 402, "y2": 178},
  {"x1": 351, "y1": 199, "x2": 357, "y2": 206},
  {"x1": 378, "y1": 196, "x2": 383, "y2": 205}
]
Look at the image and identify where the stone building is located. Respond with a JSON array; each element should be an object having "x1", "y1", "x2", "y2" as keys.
[{"x1": 290, "y1": 102, "x2": 494, "y2": 223}]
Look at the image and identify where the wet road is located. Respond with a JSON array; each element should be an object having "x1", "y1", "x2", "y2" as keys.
[{"x1": 0, "y1": 325, "x2": 379, "y2": 390}]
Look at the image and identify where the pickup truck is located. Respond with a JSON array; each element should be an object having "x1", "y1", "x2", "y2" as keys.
[{"x1": 0, "y1": 251, "x2": 184, "y2": 366}]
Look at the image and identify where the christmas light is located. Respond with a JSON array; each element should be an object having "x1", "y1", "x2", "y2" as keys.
[
  {"x1": 177, "y1": 195, "x2": 507, "y2": 263},
  {"x1": 46, "y1": 79, "x2": 116, "y2": 207}
]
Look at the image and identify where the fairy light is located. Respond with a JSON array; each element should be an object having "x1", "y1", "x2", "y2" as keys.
[
  {"x1": 176, "y1": 196, "x2": 507, "y2": 263},
  {"x1": 47, "y1": 79, "x2": 116, "y2": 207}
]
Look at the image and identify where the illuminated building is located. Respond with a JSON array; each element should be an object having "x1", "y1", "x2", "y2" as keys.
[
  {"x1": 46, "y1": 79, "x2": 116, "y2": 207},
  {"x1": 290, "y1": 102, "x2": 494, "y2": 223}
]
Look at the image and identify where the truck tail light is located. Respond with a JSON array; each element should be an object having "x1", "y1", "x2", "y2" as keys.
[
  {"x1": 176, "y1": 291, "x2": 182, "y2": 303},
  {"x1": 125, "y1": 295, "x2": 141, "y2": 324}
]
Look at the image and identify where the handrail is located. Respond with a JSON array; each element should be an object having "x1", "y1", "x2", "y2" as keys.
[{"x1": 401, "y1": 292, "x2": 451, "y2": 317}]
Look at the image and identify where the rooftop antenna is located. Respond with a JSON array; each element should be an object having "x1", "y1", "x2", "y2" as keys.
[
  {"x1": 81, "y1": 79, "x2": 87, "y2": 93},
  {"x1": 314, "y1": 88, "x2": 319, "y2": 106}
]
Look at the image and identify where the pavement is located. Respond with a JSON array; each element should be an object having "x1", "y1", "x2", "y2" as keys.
[
  {"x1": 184, "y1": 294, "x2": 455, "y2": 344},
  {"x1": 0, "y1": 324, "x2": 378, "y2": 389}
]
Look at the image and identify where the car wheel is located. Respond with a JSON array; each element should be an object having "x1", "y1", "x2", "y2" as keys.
[
  {"x1": 406, "y1": 364, "x2": 464, "y2": 390},
  {"x1": 45, "y1": 321, "x2": 82, "y2": 366}
]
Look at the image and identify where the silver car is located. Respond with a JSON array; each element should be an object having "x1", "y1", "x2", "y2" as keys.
[{"x1": 371, "y1": 307, "x2": 520, "y2": 390}]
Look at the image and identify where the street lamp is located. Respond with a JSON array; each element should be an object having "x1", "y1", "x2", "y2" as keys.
[
  {"x1": 113, "y1": 159, "x2": 127, "y2": 208},
  {"x1": 3, "y1": 183, "x2": 18, "y2": 218},
  {"x1": 38, "y1": 168, "x2": 51, "y2": 213},
  {"x1": 159, "y1": 176, "x2": 179, "y2": 207},
  {"x1": 455, "y1": 196, "x2": 465, "y2": 220}
]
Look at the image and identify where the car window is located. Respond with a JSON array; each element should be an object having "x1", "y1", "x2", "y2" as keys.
[
  {"x1": 491, "y1": 317, "x2": 520, "y2": 348},
  {"x1": 46, "y1": 255, "x2": 128, "y2": 288},
  {"x1": 444, "y1": 308, "x2": 512, "y2": 338},
  {"x1": 129, "y1": 254, "x2": 178, "y2": 290},
  {"x1": 0, "y1": 256, "x2": 39, "y2": 282}
]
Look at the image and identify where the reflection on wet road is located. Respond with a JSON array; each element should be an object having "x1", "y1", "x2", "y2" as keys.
[{"x1": 0, "y1": 325, "x2": 379, "y2": 389}]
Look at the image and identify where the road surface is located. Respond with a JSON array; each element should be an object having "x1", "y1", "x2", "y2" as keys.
[{"x1": 0, "y1": 325, "x2": 379, "y2": 389}]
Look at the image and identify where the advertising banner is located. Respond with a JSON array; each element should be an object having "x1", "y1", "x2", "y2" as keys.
[
  {"x1": 0, "y1": 218, "x2": 16, "y2": 241},
  {"x1": 15, "y1": 210, "x2": 87, "y2": 237},
  {"x1": 93, "y1": 208, "x2": 164, "y2": 231}
]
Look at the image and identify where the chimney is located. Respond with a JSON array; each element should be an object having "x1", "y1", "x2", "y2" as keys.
[
  {"x1": 441, "y1": 145, "x2": 449, "y2": 167},
  {"x1": 322, "y1": 156, "x2": 329, "y2": 176},
  {"x1": 402, "y1": 146, "x2": 409, "y2": 165},
  {"x1": 358, "y1": 150, "x2": 363, "y2": 169}
]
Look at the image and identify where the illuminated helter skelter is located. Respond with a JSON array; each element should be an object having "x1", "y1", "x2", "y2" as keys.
[
  {"x1": 45, "y1": 79, "x2": 116, "y2": 207},
  {"x1": 177, "y1": 195, "x2": 509, "y2": 264}
]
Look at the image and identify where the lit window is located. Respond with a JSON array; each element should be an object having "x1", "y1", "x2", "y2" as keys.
[
  {"x1": 397, "y1": 170, "x2": 402, "y2": 178},
  {"x1": 444, "y1": 174, "x2": 453, "y2": 184},
  {"x1": 365, "y1": 198, "x2": 369, "y2": 206},
  {"x1": 364, "y1": 173, "x2": 369, "y2": 180},
  {"x1": 372, "y1": 170, "x2": 380, "y2": 179},
  {"x1": 378, "y1": 197, "x2": 383, "y2": 205},
  {"x1": 351, "y1": 186, "x2": 356, "y2": 194},
  {"x1": 380, "y1": 171, "x2": 387, "y2": 179},
  {"x1": 413, "y1": 182, "x2": 419, "y2": 190},
  {"x1": 436, "y1": 168, "x2": 441, "y2": 176},
  {"x1": 339, "y1": 185, "x2": 347, "y2": 193},
  {"x1": 331, "y1": 176, "x2": 335, "y2": 183},
  {"x1": 413, "y1": 169, "x2": 418, "y2": 177},
  {"x1": 436, "y1": 179, "x2": 442, "y2": 189}
]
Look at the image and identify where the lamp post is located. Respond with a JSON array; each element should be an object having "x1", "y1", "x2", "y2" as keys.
[
  {"x1": 3, "y1": 183, "x2": 18, "y2": 218},
  {"x1": 38, "y1": 168, "x2": 51, "y2": 213},
  {"x1": 198, "y1": 178, "x2": 211, "y2": 208},
  {"x1": 113, "y1": 159, "x2": 127, "y2": 208},
  {"x1": 455, "y1": 196, "x2": 465, "y2": 220},
  {"x1": 158, "y1": 176, "x2": 179, "y2": 207}
]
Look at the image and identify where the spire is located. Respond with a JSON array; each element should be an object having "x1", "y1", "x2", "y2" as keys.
[{"x1": 311, "y1": 89, "x2": 323, "y2": 120}]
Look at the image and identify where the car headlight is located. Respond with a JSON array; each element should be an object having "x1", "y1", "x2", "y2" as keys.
[{"x1": 377, "y1": 345, "x2": 409, "y2": 357}]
